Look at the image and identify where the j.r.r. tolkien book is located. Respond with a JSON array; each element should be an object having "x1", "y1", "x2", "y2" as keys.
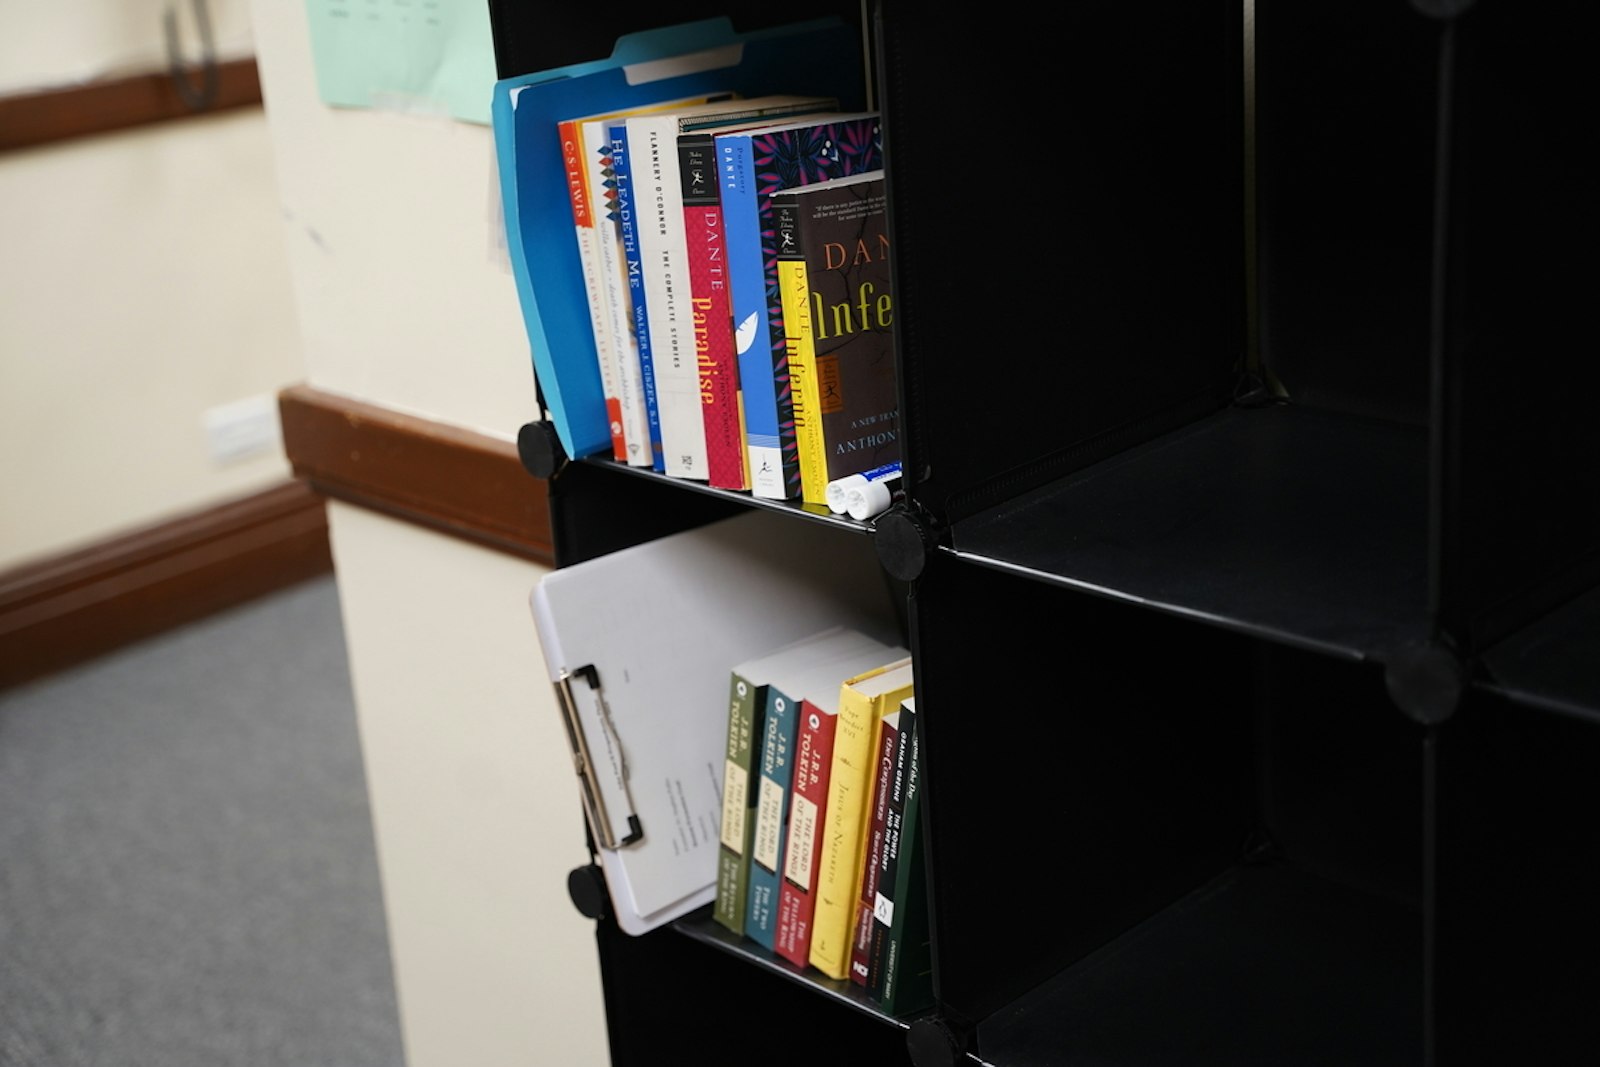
[
  {"x1": 809, "y1": 655, "x2": 915, "y2": 980},
  {"x1": 874, "y1": 695, "x2": 934, "y2": 1017},
  {"x1": 627, "y1": 95, "x2": 836, "y2": 481},
  {"x1": 774, "y1": 643, "x2": 910, "y2": 969},
  {"x1": 744, "y1": 628, "x2": 909, "y2": 952},
  {"x1": 771, "y1": 170, "x2": 900, "y2": 507},
  {"x1": 848, "y1": 700, "x2": 901, "y2": 986},
  {"x1": 715, "y1": 112, "x2": 883, "y2": 500}
]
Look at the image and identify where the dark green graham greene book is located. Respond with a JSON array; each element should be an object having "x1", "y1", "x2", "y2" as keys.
[{"x1": 875, "y1": 695, "x2": 933, "y2": 1017}]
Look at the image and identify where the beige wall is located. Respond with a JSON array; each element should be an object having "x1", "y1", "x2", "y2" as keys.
[
  {"x1": 0, "y1": 0, "x2": 257, "y2": 95},
  {"x1": 0, "y1": 0, "x2": 301, "y2": 569},
  {"x1": 326, "y1": 503, "x2": 607, "y2": 1067},
  {"x1": 2, "y1": 3, "x2": 612, "y2": 1060},
  {"x1": 247, "y1": 3, "x2": 610, "y2": 1065}
]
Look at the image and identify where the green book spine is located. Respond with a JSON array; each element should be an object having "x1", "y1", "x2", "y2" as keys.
[
  {"x1": 714, "y1": 668, "x2": 765, "y2": 934},
  {"x1": 878, "y1": 700, "x2": 933, "y2": 1016}
]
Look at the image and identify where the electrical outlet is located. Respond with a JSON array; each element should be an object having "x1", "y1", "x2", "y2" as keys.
[{"x1": 204, "y1": 394, "x2": 281, "y2": 465}]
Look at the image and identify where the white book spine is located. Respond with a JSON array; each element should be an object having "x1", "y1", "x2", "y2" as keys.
[
  {"x1": 629, "y1": 115, "x2": 708, "y2": 480},
  {"x1": 583, "y1": 119, "x2": 653, "y2": 467}
]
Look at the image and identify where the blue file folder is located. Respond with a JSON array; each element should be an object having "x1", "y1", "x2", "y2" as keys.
[{"x1": 491, "y1": 17, "x2": 866, "y2": 463}]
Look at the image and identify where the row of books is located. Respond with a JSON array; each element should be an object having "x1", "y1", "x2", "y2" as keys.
[
  {"x1": 555, "y1": 92, "x2": 900, "y2": 509},
  {"x1": 713, "y1": 626, "x2": 933, "y2": 1017}
]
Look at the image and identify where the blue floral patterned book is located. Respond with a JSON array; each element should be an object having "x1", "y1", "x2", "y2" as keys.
[{"x1": 715, "y1": 113, "x2": 883, "y2": 500}]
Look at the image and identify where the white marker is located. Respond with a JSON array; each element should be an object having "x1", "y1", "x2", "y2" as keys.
[{"x1": 825, "y1": 462, "x2": 902, "y2": 520}]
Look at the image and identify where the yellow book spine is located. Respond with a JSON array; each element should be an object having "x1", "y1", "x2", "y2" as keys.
[
  {"x1": 778, "y1": 256, "x2": 830, "y2": 506},
  {"x1": 809, "y1": 672, "x2": 913, "y2": 978}
]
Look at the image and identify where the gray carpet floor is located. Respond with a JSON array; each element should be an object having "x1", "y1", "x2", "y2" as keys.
[{"x1": 0, "y1": 576, "x2": 406, "y2": 1067}]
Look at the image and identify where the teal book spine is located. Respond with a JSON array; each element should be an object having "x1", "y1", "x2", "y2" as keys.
[{"x1": 745, "y1": 681, "x2": 801, "y2": 950}]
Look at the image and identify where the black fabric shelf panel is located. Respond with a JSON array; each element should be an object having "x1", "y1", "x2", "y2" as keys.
[
  {"x1": 1477, "y1": 582, "x2": 1600, "y2": 721},
  {"x1": 947, "y1": 403, "x2": 1432, "y2": 662},
  {"x1": 975, "y1": 859, "x2": 1423, "y2": 1067}
]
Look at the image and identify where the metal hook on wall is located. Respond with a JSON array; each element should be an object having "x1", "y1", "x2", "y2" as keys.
[{"x1": 164, "y1": 0, "x2": 220, "y2": 111}]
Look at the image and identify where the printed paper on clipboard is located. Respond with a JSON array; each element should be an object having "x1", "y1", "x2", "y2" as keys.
[{"x1": 528, "y1": 509, "x2": 902, "y2": 935}]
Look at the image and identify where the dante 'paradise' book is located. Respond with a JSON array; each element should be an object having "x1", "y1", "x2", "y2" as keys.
[
  {"x1": 875, "y1": 695, "x2": 933, "y2": 1017},
  {"x1": 848, "y1": 701, "x2": 901, "y2": 986},
  {"x1": 744, "y1": 629, "x2": 908, "y2": 953},
  {"x1": 679, "y1": 103, "x2": 838, "y2": 491},
  {"x1": 772, "y1": 170, "x2": 900, "y2": 506},
  {"x1": 626, "y1": 95, "x2": 835, "y2": 481},
  {"x1": 715, "y1": 112, "x2": 883, "y2": 500},
  {"x1": 809, "y1": 656, "x2": 915, "y2": 979}
]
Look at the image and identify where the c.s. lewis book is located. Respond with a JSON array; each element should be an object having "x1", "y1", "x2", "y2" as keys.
[
  {"x1": 557, "y1": 109, "x2": 628, "y2": 462},
  {"x1": 848, "y1": 700, "x2": 902, "y2": 986},
  {"x1": 715, "y1": 112, "x2": 883, "y2": 500},
  {"x1": 744, "y1": 629, "x2": 909, "y2": 953},
  {"x1": 874, "y1": 695, "x2": 933, "y2": 1016},
  {"x1": 774, "y1": 645, "x2": 910, "y2": 969},
  {"x1": 716, "y1": 625, "x2": 888, "y2": 937},
  {"x1": 770, "y1": 169, "x2": 900, "y2": 506},
  {"x1": 626, "y1": 95, "x2": 835, "y2": 481},
  {"x1": 808, "y1": 655, "x2": 915, "y2": 980}
]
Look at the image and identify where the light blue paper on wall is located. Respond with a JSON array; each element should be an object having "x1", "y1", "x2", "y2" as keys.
[{"x1": 304, "y1": 0, "x2": 496, "y2": 124}]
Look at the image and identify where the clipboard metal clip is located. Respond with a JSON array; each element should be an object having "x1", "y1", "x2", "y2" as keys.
[{"x1": 555, "y1": 664, "x2": 644, "y2": 850}]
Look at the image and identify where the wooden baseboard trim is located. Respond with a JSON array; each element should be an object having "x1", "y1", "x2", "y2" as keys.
[
  {"x1": 0, "y1": 481, "x2": 333, "y2": 692},
  {"x1": 277, "y1": 383, "x2": 555, "y2": 566},
  {"x1": 0, "y1": 58, "x2": 263, "y2": 154}
]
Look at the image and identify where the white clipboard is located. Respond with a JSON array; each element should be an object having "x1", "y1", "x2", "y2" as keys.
[{"x1": 529, "y1": 509, "x2": 901, "y2": 935}]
